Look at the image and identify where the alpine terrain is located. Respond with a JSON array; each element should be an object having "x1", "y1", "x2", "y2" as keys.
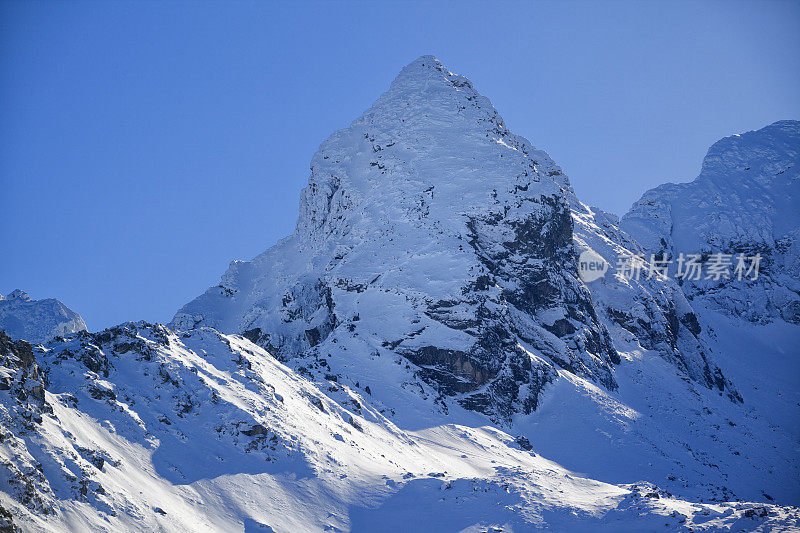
[{"x1": 1, "y1": 56, "x2": 798, "y2": 532}]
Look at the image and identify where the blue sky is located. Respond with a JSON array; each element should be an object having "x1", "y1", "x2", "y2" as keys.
[{"x1": 2, "y1": 0, "x2": 799, "y2": 330}]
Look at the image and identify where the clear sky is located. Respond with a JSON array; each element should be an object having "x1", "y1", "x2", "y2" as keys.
[{"x1": 2, "y1": 0, "x2": 799, "y2": 331}]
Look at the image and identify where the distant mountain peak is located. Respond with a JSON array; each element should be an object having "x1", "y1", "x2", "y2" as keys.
[
  {"x1": 7, "y1": 289, "x2": 31, "y2": 301},
  {"x1": 0, "y1": 289, "x2": 86, "y2": 343},
  {"x1": 700, "y1": 119, "x2": 799, "y2": 177}
]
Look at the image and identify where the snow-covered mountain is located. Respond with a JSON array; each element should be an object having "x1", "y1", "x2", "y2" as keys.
[
  {"x1": 2, "y1": 57, "x2": 798, "y2": 531},
  {"x1": 0, "y1": 290, "x2": 86, "y2": 343},
  {"x1": 175, "y1": 56, "x2": 620, "y2": 422},
  {"x1": 173, "y1": 56, "x2": 734, "y2": 425},
  {"x1": 622, "y1": 120, "x2": 800, "y2": 324},
  {"x1": 170, "y1": 56, "x2": 797, "y2": 509}
]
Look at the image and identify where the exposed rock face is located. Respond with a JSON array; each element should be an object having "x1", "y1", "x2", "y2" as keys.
[
  {"x1": 0, "y1": 331, "x2": 53, "y2": 515},
  {"x1": 0, "y1": 289, "x2": 86, "y2": 343},
  {"x1": 0, "y1": 331, "x2": 48, "y2": 413},
  {"x1": 622, "y1": 120, "x2": 800, "y2": 324},
  {"x1": 174, "y1": 56, "x2": 733, "y2": 421}
]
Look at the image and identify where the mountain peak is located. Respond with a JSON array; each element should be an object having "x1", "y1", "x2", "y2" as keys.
[
  {"x1": 391, "y1": 54, "x2": 450, "y2": 80},
  {"x1": 370, "y1": 55, "x2": 479, "y2": 112},
  {"x1": 8, "y1": 289, "x2": 31, "y2": 301},
  {"x1": 295, "y1": 54, "x2": 568, "y2": 245},
  {"x1": 175, "y1": 55, "x2": 631, "y2": 421},
  {"x1": 402, "y1": 54, "x2": 440, "y2": 70},
  {"x1": 622, "y1": 119, "x2": 800, "y2": 324},
  {"x1": 366, "y1": 54, "x2": 493, "y2": 124},
  {"x1": 701, "y1": 119, "x2": 800, "y2": 177},
  {"x1": 0, "y1": 289, "x2": 86, "y2": 342}
]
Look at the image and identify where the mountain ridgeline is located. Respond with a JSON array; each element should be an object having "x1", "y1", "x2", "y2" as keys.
[{"x1": 622, "y1": 120, "x2": 800, "y2": 324}]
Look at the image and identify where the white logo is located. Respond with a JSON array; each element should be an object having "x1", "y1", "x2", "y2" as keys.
[{"x1": 578, "y1": 250, "x2": 608, "y2": 282}]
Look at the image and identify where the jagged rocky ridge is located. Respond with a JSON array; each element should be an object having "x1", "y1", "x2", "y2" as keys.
[
  {"x1": 0, "y1": 290, "x2": 86, "y2": 344},
  {"x1": 174, "y1": 56, "x2": 735, "y2": 423},
  {"x1": 622, "y1": 120, "x2": 800, "y2": 324},
  {"x1": 0, "y1": 330, "x2": 53, "y2": 531}
]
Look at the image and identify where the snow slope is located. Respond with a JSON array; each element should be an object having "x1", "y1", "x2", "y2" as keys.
[
  {"x1": 2, "y1": 326, "x2": 797, "y2": 532},
  {"x1": 0, "y1": 290, "x2": 86, "y2": 343}
]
